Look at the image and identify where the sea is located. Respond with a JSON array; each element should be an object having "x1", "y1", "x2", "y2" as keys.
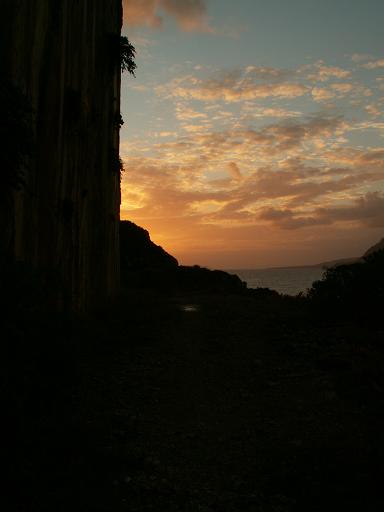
[{"x1": 227, "y1": 266, "x2": 326, "y2": 296}]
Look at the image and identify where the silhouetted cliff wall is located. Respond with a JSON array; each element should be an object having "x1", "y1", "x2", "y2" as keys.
[{"x1": 1, "y1": 1, "x2": 122, "y2": 311}]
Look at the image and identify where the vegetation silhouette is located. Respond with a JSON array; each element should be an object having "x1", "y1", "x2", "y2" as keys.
[
  {"x1": 308, "y1": 249, "x2": 384, "y2": 324},
  {"x1": 120, "y1": 36, "x2": 136, "y2": 75}
]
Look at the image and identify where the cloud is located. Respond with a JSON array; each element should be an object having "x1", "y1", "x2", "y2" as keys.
[
  {"x1": 258, "y1": 193, "x2": 384, "y2": 230},
  {"x1": 157, "y1": 60, "x2": 377, "y2": 109},
  {"x1": 331, "y1": 83, "x2": 354, "y2": 94},
  {"x1": 211, "y1": 157, "x2": 383, "y2": 219},
  {"x1": 312, "y1": 87, "x2": 336, "y2": 102},
  {"x1": 124, "y1": 125, "x2": 384, "y2": 235},
  {"x1": 312, "y1": 83, "x2": 353, "y2": 102},
  {"x1": 173, "y1": 79, "x2": 308, "y2": 102},
  {"x1": 121, "y1": 118, "x2": 383, "y2": 228},
  {"x1": 157, "y1": 131, "x2": 177, "y2": 137},
  {"x1": 123, "y1": 0, "x2": 211, "y2": 32},
  {"x1": 241, "y1": 105, "x2": 302, "y2": 119},
  {"x1": 152, "y1": 116, "x2": 346, "y2": 166},
  {"x1": 351, "y1": 53, "x2": 372, "y2": 63},
  {"x1": 120, "y1": 117, "x2": 384, "y2": 265},
  {"x1": 307, "y1": 62, "x2": 351, "y2": 82},
  {"x1": 244, "y1": 66, "x2": 290, "y2": 80},
  {"x1": 365, "y1": 103, "x2": 382, "y2": 117},
  {"x1": 323, "y1": 193, "x2": 384, "y2": 227},
  {"x1": 123, "y1": 0, "x2": 161, "y2": 28},
  {"x1": 182, "y1": 124, "x2": 208, "y2": 133},
  {"x1": 161, "y1": 0, "x2": 210, "y2": 32},
  {"x1": 227, "y1": 162, "x2": 242, "y2": 180},
  {"x1": 363, "y1": 59, "x2": 384, "y2": 70},
  {"x1": 323, "y1": 147, "x2": 384, "y2": 169},
  {"x1": 119, "y1": 52, "x2": 384, "y2": 266},
  {"x1": 175, "y1": 104, "x2": 208, "y2": 121},
  {"x1": 158, "y1": 67, "x2": 309, "y2": 103}
]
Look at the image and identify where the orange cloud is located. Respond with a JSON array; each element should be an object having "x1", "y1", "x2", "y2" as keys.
[
  {"x1": 123, "y1": 0, "x2": 211, "y2": 32},
  {"x1": 123, "y1": 0, "x2": 160, "y2": 28},
  {"x1": 363, "y1": 59, "x2": 384, "y2": 70},
  {"x1": 259, "y1": 193, "x2": 384, "y2": 230},
  {"x1": 312, "y1": 83, "x2": 354, "y2": 102},
  {"x1": 365, "y1": 104, "x2": 382, "y2": 117},
  {"x1": 120, "y1": 54, "x2": 384, "y2": 267},
  {"x1": 227, "y1": 162, "x2": 242, "y2": 180},
  {"x1": 324, "y1": 147, "x2": 384, "y2": 167},
  {"x1": 120, "y1": 132, "x2": 384, "y2": 266},
  {"x1": 121, "y1": 124, "x2": 383, "y2": 228},
  {"x1": 241, "y1": 105, "x2": 301, "y2": 119},
  {"x1": 307, "y1": 62, "x2": 351, "y2": 82},
  {"x1": 175, "y1": 104, "x2": 208, "y2": 121},
  {"x1": 173, "y1": 80, "x2": 308, "y2": 102},
  {"x1": 120, "y1": 154, "x2": 384, "y2": 268},
  {"x1": 156, "y1": 62, "x2": 375, "y2": 109},
  {"x1": 157, "y1": 66, "x2": 310, "y2": 103}
]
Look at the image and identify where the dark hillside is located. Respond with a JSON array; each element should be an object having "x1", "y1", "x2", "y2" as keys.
[
  {"x1": 120, "y1": 220, "x2": 178, "y2": 271},
  {"x1": 120, "y1": 220, "x2": 245, "y2": 294}
]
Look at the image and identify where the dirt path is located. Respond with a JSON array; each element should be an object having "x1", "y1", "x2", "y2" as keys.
[{"x1": 68, "y1": 293, "x2": 384, "y2": 511}]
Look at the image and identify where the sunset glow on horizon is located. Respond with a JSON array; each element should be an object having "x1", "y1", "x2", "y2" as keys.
[{"x1": 120, "y1": 0, "x2": 384, "y2": 268}]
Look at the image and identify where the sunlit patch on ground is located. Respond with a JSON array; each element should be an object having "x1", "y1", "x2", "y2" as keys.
[{"x1": 179, "y1": 304, "x2": 200, "y2": 313}]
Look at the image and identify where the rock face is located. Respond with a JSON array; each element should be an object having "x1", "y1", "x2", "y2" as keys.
[
  {"x1": 1, "y1": 1, "x2": 122, "y2": 311},
  {"x1": 120, "y1": 221, "x2": 178, "y2": 287},
  {"x1": 120, "y1": 220, "x2": 246, "y2": 294},
  {"x1": 120, "y1": 221, "x2": 178, "y2": 271}
]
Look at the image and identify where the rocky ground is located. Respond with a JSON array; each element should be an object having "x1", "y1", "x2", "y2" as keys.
[{"x1": 4, "y1": 290, "x2": 384, "y2": 511}]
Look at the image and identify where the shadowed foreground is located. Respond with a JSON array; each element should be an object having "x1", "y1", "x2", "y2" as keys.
[{"x1": 3, "y1": 290, "x2": 384, "y2": 511}]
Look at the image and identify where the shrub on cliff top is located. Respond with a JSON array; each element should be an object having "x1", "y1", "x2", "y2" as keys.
[
  {"x1": 307, "y1": 249, "x2": 384, "y2": 322},
  {"x1": 120, "y1": 36, "x2": 136, "y2": 75}
]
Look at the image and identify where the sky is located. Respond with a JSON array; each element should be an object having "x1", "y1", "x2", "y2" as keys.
[{"x1": 120, "y1": 0, "x2": 384, "y2": 268}]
